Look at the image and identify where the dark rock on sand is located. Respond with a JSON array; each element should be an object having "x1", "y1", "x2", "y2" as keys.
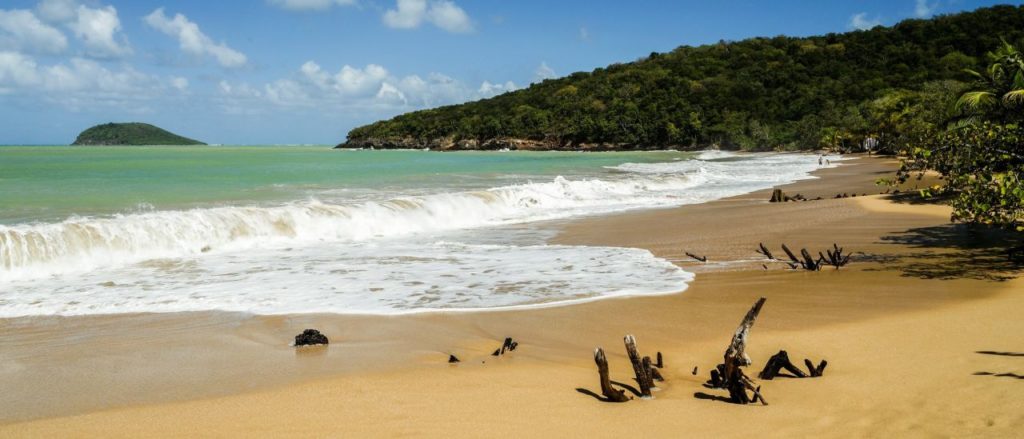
[{"x1": 294, "y1": 329, "x2": 329, "y2": 346}]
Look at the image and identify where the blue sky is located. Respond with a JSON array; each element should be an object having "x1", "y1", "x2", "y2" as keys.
[{"x1": 0, "y1": 0, "x2": 1019, "y2": 145}]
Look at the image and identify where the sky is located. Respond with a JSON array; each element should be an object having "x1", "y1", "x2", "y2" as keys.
[{"x1": 0, "y1": 0, "x2": 1020, "y2": 145}]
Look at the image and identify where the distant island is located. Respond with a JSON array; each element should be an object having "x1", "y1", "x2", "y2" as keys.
[
  {"x1": 338, "y1": 5, "x2": 1024, "y2": 152},
  {"x1": 72, "y1": 123, "x2": 206, "y2": 146}
]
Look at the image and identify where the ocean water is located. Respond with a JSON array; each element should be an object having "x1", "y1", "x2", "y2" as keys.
[{"x1": 0, "y1": 147, "x2": 837, "y2": 317}]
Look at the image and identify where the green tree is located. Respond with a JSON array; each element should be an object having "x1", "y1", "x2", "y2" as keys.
[
  {"x1": 898, "y1": 42, "x2": 1024, "y2": 231},
  {"x1": 956, "y1": 40, "x2": 1024, "y2": 125}
]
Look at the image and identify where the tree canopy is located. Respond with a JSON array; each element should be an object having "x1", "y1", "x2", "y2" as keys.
[{"x1": 898, "y1": 40, "x2": 1024, "y2": 231}]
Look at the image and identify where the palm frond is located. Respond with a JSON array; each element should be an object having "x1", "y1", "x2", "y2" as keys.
[
  {"x1": 963, "y1": 68, "x2": 987, "y2": 82},
  {"x1": 956, "y1": 91, "x2": 997, "y2": 112},
  {"x1": 1003, "y1": 89, "x2": 1024, "y2": 105}
]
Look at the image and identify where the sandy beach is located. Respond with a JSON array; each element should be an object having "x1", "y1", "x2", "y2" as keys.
[{"x1": 2, "y1": 155, "x2": 1022, "y2": 437}]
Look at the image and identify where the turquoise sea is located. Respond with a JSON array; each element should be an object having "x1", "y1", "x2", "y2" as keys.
[{"x1": 0, "y1": 146, "x2": 834, "y2": 316}]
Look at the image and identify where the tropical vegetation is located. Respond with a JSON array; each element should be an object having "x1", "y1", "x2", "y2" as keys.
[
  {"x1": 343, "y1": 5, "x2": 1024, "y2": 152},
  {"x1": 72, "y1": 123, "x2": 205, "y2": 146},
  {"x1": 897, "y1": 40, "x2": 1024, "y2": 231}
]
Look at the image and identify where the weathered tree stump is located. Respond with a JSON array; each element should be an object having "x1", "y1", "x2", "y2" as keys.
[
  {"x1": 804, "y1": 359, "x2": 828, "y2": 377},
  {"x1": 448, "y1": 354, "x2": 460, "y2": 363},
  {"x1": 644, "y1": 356, "x2": 664, "y2": 383},
  {"x1": 822, "y1": 243, "x2": 852, "y2": 269},
  {"x1": 770, "y1": 189, "x2": 785, "y2": 203},
  {"x1": 782, "y1": 244, "x2": 801, "y2": 266},
  {"x1": 720, "y1": 297, "x2": 769, "y2": 405},
  {"x1": 492, "y1": 337, "x2": 518, "y2": 356},
  {"x1": 594, "y1": 348, "x2": 630, "y2": 402},
  {"x1": 759, "y1": 350, "x2": 808, "y2": 380},
  {"x1": 656, "y1": 351, "x2": 664, "y2": 369},
  {"x1": 756, "y1": 242, "x2": 775, "y2": 260},
  {"x1": 624, "y1": 335, "x2": 653, "y2": 398},
  {"x1": 708, "y1": 364, "x2": 724, "y2": 388},
  {"x1": 800, "y1": 248, "x2": 820, "y2": 271}
]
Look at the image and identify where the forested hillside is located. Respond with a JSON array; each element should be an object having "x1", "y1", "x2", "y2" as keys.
[
  {"x1": 72, "y1": 123, "x2": 205, "y2": 146},
  {"x1": 341, "y1": 5, "x2": 1024, "y2": 151}
]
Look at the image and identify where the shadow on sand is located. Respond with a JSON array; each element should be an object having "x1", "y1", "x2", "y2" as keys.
[
  {"x1": 976, "y1": 350, "x2": 1024, "y2": 357},
  {"x1": 973, "y1": 371, "x2": 1024, "y2": 380},
  {"x1": 866, "y1": 224, "x2": 1024, "y2": 281},
  {"x1": 693, "y1": 391, "x2": 732, "y2": 403}
]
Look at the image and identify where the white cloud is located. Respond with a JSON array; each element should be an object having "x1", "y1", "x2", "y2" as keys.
[
  {"x1": 69, "y1": 4, "x2": 131, "y2": 58},
  {"x1": 219, "y1": 80, "x2": 262, "y2": 98},
  {"x1": 375, "y1": 82, "x2": 407, "y2": 105},
  {"x1": 171, "y1": 76, "x2": 188, "y2": 91},
  {"x1": 849, "y1": 13, "x2": 882, "y2": 30},
  {"x1": 383, "y1": 0, "x2": 472, "y2": 33},
  {"x1": 218, "y1": 60, "x2": 511, "y2": 111},
  {"x1": 0, "y1": 9, "x2": 68, "y2": 54},
  {"x1": 579, "y1": 26, "x2": 590, "y2": 42},
  {"x1": 383, "y1": 0, "x2": 426, "y2": 29},
  {"x1": 535, "y1": 61, "x2": 556, "y2": 82},
  {"x1": 36, "y1": 0, "x2": 76, "y2": 23},
  {"x1": 263, "y1": 78, "x2": 308, "y2": 105},
  {"x1": 0, "y1": 50, "x2": 186, "y2": 110},
  {"x1": 336, "y1": 64, "x2": 389, "y2": 95},
  {"x1": 914, "y1": 0, "x2": 936, "y2": 18},
  {"x1": 426, "y1": 1, "x2": 472, "y2": 33},
  {"x1": 268, "y1": 0, "x2": 357, "y2": 11},
  {"x1": 478, "y1": 80, "x2": 517, "y2": 98},
  {"x1": 144, "y1": 8, "x2": 247, "y2": 68},
  {"x1": 0, "y1": 51, "x2": 42, "y2": 86}
]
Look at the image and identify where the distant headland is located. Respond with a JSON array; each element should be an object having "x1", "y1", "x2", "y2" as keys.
[{"x1": 72, "y1": 123, "x2": 205, "y2": 146}]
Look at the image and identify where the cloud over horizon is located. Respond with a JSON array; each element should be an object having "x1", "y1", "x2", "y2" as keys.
[{"x1": 849, "y1": 12, "x2": 882, "y2": 30}]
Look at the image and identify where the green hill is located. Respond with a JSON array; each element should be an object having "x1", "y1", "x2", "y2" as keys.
[
  {"x1": 340, "y1": 5, "x2": 1024, "y2": 151},
  {"x1": 72, "y1": 123, "x2": 205, "y2": 146}
]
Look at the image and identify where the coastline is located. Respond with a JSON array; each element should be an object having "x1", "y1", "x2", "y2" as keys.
[{"x1": 3, "y1": 155, "x2": 1022, "y2": 437}]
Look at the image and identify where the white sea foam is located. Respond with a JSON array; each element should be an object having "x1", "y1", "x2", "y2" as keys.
[
  {"x1": 0, "y1": 152, "x2": 837, "y2": 316},
  {"x1": 0, "y1": 241, "x2": 692, "y2": 317}
]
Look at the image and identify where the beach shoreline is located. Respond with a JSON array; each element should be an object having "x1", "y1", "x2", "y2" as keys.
[{"x1": 3, "y1": 155, "x2": 1022, "y2": 437}]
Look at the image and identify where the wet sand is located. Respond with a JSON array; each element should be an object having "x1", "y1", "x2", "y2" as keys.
[{"x1": 2, "y1": 156, "x2": 1022, "y2": 437}]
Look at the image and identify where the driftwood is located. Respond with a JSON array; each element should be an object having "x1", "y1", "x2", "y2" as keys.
[
  {"x1": 624, "y1": 335, "x2": 654, "y2": 398},
  {"x1": 763, "y1": 243, "x2": 857, "y2": 270},
  {"x1": 821, "y1": 243, "x2": 852, "y2": 269},
  {"x1": 656, "y1": 352, "x2": 664, "y2": 369},
  {"x1": 800, "y1": 248, "x2": 821, "y2": 271},
  {"x1": 770, "y1": 189, "x2": 785, "y2": 203},
  {"x1": 685, "y1": 251, "x2": 708, "y2": 263},
  {"x1": 708, "y1": 364, "x2": 724, "y2": 387},
  {"x1": 759, "y1": 350, "x2": 829, "y2": 379},
  {"x1": 448, "y1": 354, "x2": 460, "y2": 363},
  {"x1": 593, "y1": 348, "x2": 630, "y2": 402},
  {"x1": 759, "y1": 351, "x2": 807, "y2": 380},
  {"x1": 719, "y1": 297, "x2": 769, "y2": 405},
  {"x1": 492, "y1": 337, "x2": 519, "y2": 356},
  {"x1": 804, "y1": 359, "x2": 828, "y2": 377},
  {"x1": 643, "y1": 356, "x2": 663, "y2": 384},
  {"x1": 781, "y1": 244, "x2": 801, "y2": 266}
]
